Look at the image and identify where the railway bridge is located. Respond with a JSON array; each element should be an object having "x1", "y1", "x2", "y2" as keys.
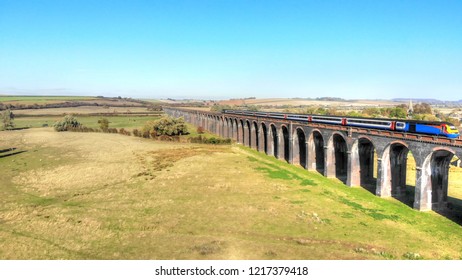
[{"x1": 164, "y1": 107, "x2": 462, "y2": 212}]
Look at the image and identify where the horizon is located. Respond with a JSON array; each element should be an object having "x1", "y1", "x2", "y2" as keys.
[
  {"x1": 1, "y1": 0, "x2": 461, "y2": 100},
  {"x1": 2, "y1": 93, "x2": 461, "y2": 104}
]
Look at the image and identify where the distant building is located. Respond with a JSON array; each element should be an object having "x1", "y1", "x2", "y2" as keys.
[{"x1": 407, "y1": 99, "x2": 414, "y2": 117}]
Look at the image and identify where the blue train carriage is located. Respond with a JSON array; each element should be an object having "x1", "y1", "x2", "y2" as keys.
[{"x1": 405, "y1": 121, "x2": 460, "y2": 138}]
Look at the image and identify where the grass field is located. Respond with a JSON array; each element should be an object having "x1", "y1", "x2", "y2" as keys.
[
  {"x1": 1, "y1": 128, "x2": 462, "y2": 260},
  {"x1": 13, "y1": 115, "x2": 163, "y2": 130},
  {"x1": 0, "y1": 95, "x2": 97, "y2": 104},
  {"x1": 12, "y1": 106, "x2": 153, "y2": 116}
]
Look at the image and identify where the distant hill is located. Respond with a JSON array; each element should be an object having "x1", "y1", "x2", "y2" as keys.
[{"x1": 392, "y1": 98, "x2": 462, "y2": 105}]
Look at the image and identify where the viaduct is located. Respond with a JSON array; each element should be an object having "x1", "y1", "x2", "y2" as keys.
[{"x1": 164, "y1": 107, "x2": 462, "y2": 212}]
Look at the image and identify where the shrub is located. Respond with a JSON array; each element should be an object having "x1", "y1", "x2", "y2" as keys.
[
  {"x1": 147, "y1": 116, "x2": 189, "y2": 137},
  {"x1": 1, "y1": 109, "x2": 15, "y2": 130},
  {"x1": 197, "y1": 126, "x2": 205, "y2": 134},
  {"x1": 98, "y1": 118, "x2": 109, "y2": 132},
  {"x1": 188, "y1": 136, "x2": 232, "y2": 145},
  {"x1": 54, "y1": 115, "x2": 81, "y2": 132}
]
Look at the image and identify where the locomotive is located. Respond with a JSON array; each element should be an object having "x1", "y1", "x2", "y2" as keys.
[{"x1": 223, "y1": 110, "x2": 460, "y2": 139}]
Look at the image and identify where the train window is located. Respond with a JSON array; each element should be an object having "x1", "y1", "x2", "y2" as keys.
[
  {"x1": 348, "y1": 119, "x2": 389, "y2": 126},
  {"x1": 314, "y1": 117, "x2": 341, "y2": 121}
]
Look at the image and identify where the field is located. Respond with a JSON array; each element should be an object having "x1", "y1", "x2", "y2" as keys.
[
  {"x1": 12, "y1": 115, "x2": 161, "y2": 129},
  {"x1": 12, "y1": 106, "x2": 154, "y2": 116},
  {"x1": 2, "y1": 128, "x2": 462, "y2": 260},
  {"x1": 0, "y1": 95, "x2": 97, "y2": 104},
  {"x1": 218, "y1": 98, "x2": 401, "y2": 108}
]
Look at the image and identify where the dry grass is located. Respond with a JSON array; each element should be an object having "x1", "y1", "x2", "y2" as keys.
[{"x1": 1, "y1": 128, "x2": 462, "y2": 260}]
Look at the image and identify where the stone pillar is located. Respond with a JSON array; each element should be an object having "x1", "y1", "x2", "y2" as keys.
[
  {"x1": 376, "y1": 157, "x2": 392, "y2": 197},
  {"x1": 268, "y1": 130, "x2": 274, "y2": 157},
  {"x1": 288, "y1": 123, "x2": 293, "y2": 164},
  {"x1": 292, "y1": 136, "x2": 300, "y2": 167},
  {"x1": 413, "y1": 166, "x2": 432, "y2": 211},
  {"x1": 307, "y1": 140, "x2": 316, "y2": 171},
  {"x1": 346, "y1": 150, "x2": 360, "y2": 187},
  {"x1": 243, "y1": 124, "x2": 249, "y2": 146},
  {"x1": 251, "y1": 125, "x2": 257, "y2": 149},
  {"x1": 324, "y1": 145, "x2": 336, "y2": 178},
  {"x1": 288, "y1": 134, "x2": 294, "y2": 164},
  {"x1": 278, "y1": 129, "x2": 284, "y2": 160},
  {"x1": 257, "y1": 127, "x2": 264, "y2": 153}
]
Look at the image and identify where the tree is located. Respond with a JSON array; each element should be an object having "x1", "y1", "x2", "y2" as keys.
[
  {"x1": 54, "y1": 115, "x2": 81, "y2": 131},
  {"x1": 413, "y1": 103, "x2": 432, "y2": 114},
  {"x1": 389, "y1": 107, "x2": 407, "y2": 119},
  {"x1": 1, "y1": 109, "x2": 14, "y2": 130},
  {"x1": 143, "y1": 116, "x2": 189, "y2": 137},
  {"x1": 98, "y1": 118, "x2": 110, "y2": 132}
]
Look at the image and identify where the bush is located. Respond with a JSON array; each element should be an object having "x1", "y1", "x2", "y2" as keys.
[
  {"x1": 152, "y1": 116, "x2": 189, "y2": 136},
  {"x1": 188, "y1": 135, "x2": 232, "y2": 145},
  {"x1": 119, "y1": 128, "x2": 131, "y2": 136},
  {"x1": 98, "y1": 118, "x2": 109, "y2": 132},
  {"x1": 1, "y1": 109, "x2": 14, "y2": 130},
  {"x1": 197, "y1": 126, "x2": 205, "y2": 134},
  {"x1": 142, "y1": 116, "x2": 189, "y2": 138},
  {"x1": 54, "y1": 115, "x2": 81, "y2": 132}
]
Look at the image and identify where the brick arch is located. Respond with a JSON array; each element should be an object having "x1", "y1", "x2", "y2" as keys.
[
  {"x1": 326, "y1": 132, "x2": 348, "y2": 183},
  {"x1": 307, "y1": 129, "x2": 325, "y2": 174},
  {"x1": 223, "y1": 117, "x2": 229, "y2": 138},
  {"x1": 416, "y1": 147, "x2": 456, "y2": 211},
  {"x1": 233, "y1": 118, "x2": 239, "y2": 141},
  {"x1": 378, "y1": 141, "x2": 410, "y2": 198},
  {"x1": 259, "y1": 122, "x2": 269, "y2": 154},
  {"x1": 350, "y1": 136, "x2": 377, "y2": 189},
  {"x1": 252, "y1": 121, "x2": 259, "y2": 150},
  {"x1": 279, "y1": 125, "x2": 290, "y2": 163},
  {"x1": 239, "y1": 119, "x2": 245, "y2": 144},
  {"x1": 269, "y1": 123, "x2": 278, "y2": 158},
  {"x1": 292, "y1": 126, "x2": 307, "y2": 168}
]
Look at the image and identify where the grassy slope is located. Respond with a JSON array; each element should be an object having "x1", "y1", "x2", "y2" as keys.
[{"x1": 1, "y1": 128, "x2": 462, "y2": 260}]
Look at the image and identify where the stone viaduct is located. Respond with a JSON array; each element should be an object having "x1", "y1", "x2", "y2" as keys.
[{"x1": 164, "y1": 107, "x2": 462, "y2": 212}]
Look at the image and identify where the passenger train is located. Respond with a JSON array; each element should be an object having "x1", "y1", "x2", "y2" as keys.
[{"x1": 223, "y1": 110, "x2": 460, "y2": 139}]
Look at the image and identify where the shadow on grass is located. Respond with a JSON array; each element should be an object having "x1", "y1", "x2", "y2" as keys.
[
  {"x1": 6, "y1": 127, "x2": 31, "y2": 131},
  {"x1": 359, "y1": 178, "x2": 377, "y2": 196},
  {"x1": 0, "y1": 148, "x2": 17, "y2": 153},
  {"x1": 435, "y1": 197, "x2": 462, "y2": 226},
  {"x1": 0, "y1": 148, "x2": 27, "y2": 158}
]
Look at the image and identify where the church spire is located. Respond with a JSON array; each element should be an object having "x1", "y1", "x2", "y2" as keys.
[{"x1": 408, "y1": 99, "x2": 414, "y2": 117}]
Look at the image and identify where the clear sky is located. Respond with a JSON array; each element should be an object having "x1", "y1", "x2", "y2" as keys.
[{"x1": 1, "y1": 0, "x2": 461, "y2": 100}]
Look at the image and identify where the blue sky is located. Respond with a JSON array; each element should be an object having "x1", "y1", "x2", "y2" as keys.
[{"x1": 1, "y1": 0, "x2": 461, "y2": 100}]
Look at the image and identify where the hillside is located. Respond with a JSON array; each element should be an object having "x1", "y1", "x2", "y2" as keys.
[{"x1": 1, "y1": 128, "x2": 462, "y2": 259}]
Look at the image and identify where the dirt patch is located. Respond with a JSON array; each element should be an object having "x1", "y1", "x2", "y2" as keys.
[{"x1": 135, "y1": 146, "x2": 230, "y2": 180}]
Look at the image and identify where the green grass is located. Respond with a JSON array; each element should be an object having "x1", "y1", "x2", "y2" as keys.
[
  {"x1": 13, "y1": 115, "x2": 162, "y2": 129},
  {"x1": 1, "y1": 128, "x2": 462, "y2": 260},
  {"x1": 0, "y1": 95, "x2": 97, "y2": 103}
]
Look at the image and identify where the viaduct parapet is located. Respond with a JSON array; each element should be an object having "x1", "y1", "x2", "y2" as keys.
[{"x1": 164, "y1": 107, "x2": 462, "y2": 212}]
